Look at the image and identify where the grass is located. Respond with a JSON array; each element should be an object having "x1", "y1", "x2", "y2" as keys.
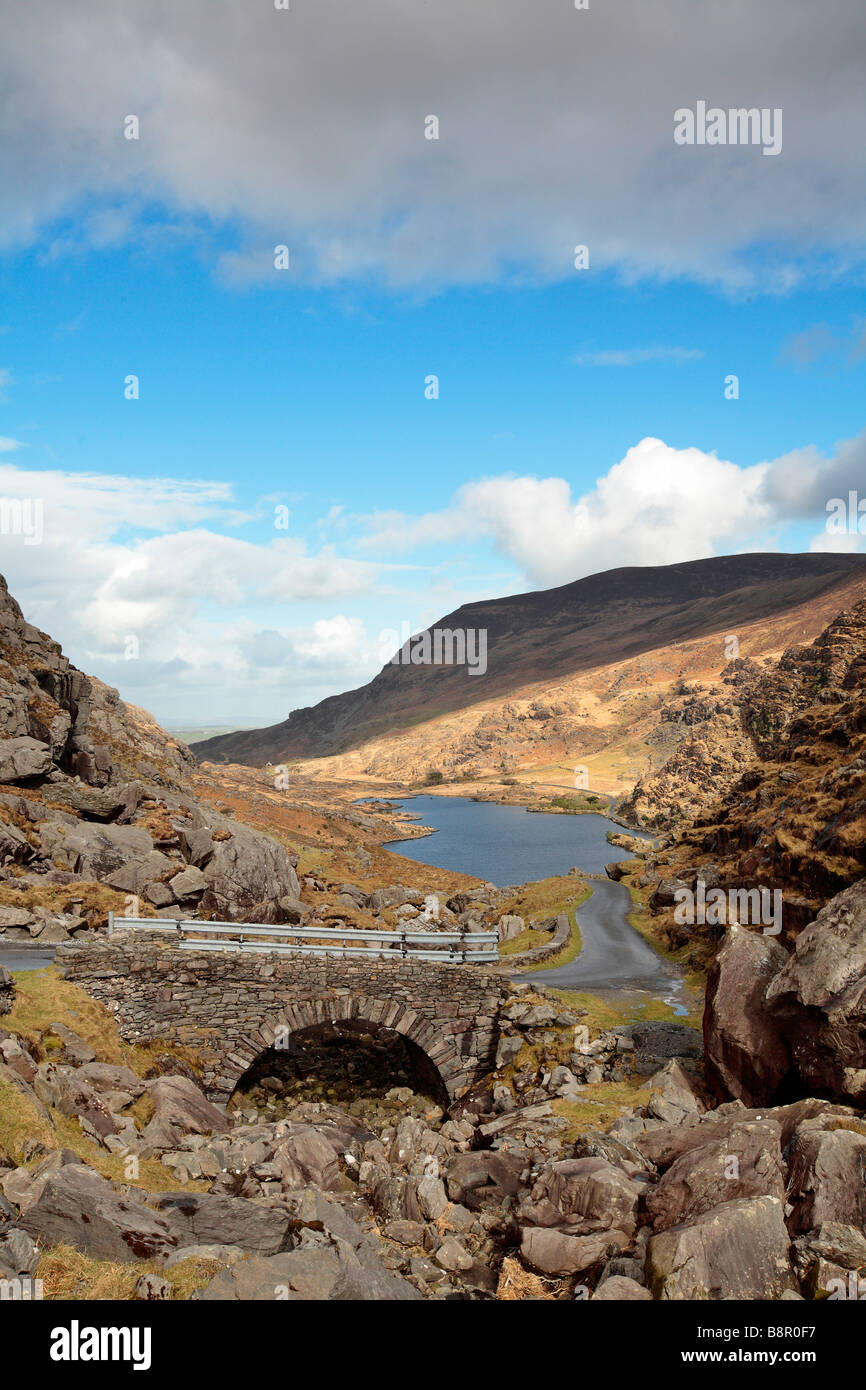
[
  {"x1": 550, "y1": 1080, "x2": 656, "y2": 1141},
  {"x1": 530, "y1": 791, "x2": 612, "y2": 815},
  {"x1": 1, "y1": 966, "x2": 211, "y2": 1190},
  {"x1": 0, "y1": 1073, "x2": 56, "y2": 1163},
  {"x1": 3, "y1": 966, "x2": 207, "y2": 1079},
  {"x1": 497, "y1": 880, "x2": 590, "y2": 970},
  {"x1": 36, "y1": 1245, "x2": 227, "y2": 1301}
]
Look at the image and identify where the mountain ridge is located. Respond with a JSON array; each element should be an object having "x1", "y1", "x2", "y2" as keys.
[{"x1": 192, "y1": 553, "x2": 866, "y2": 781}]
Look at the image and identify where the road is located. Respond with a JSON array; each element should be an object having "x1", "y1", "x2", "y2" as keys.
[
  {"x1": 523, "y1": 875, "x2": 684, "y2": 1004},
  {"x1": 0, "y1": 948, "x2": 56, "y2": 972}
]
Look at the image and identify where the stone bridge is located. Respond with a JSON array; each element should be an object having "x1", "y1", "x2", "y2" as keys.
[{"x1": 56, "y1": 936, "x2": 509, "y2": 1101}]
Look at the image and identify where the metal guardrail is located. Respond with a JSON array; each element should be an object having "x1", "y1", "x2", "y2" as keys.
[{"x1": 107, "y1": 912, "x2": 499, "y2": 963}]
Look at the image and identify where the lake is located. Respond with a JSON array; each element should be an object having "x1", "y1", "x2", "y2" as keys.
[{"x1": 374, "y1": 795, "x2": 644, "y2": 886}]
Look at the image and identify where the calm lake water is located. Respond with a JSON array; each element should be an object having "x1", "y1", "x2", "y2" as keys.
[{"x1": 373, "y1": 795, "x2": 644, "y2": 886}]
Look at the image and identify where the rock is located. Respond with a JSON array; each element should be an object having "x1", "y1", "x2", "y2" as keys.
[
  {"x1": 434, "y1": 1235, "x2": 473, "y2": 1272},
  {"x1": 649, "y1": 877, "x2": 690, "y2": 912},
  {"x1": 644, "y1": 1119, "x2": 786, "y2": 1232},
  {"x1": 32, "y1": 1063, "x2": 118, "y2": 1142},
  {"x1": 645, "y1": 1059, "x2": 703, "y2": 1124},
  {"x1": 766, "y1": 880, "x2": 866, "y2": 1104},
  {"x1": 371, "y1": 1176, "x2": 423, "y2": 1225},
  {"x1": 0, "y1": 1035, "x2": 36, "y2": 1083},
  {"x1": 21, "y1": 1164, "x2": 180, "y2": 1263},
  {"x1": 382, "y1": 1220, "x2": 425, "y2": 1247},
  {"x1": 142, "y1": 1075, "x2": 233, "y2": 1151},
  {"x1": 494, "y1": 1035, "x2": 523, "y2": 1070},
  {"x1": 77, "y1": 1063, "x2": 145, "y2": 1107},
  {"x1": 197, "y1": 1245, "x2": 421, "y2": 1301},
  {"x1": 497, "y1": 915, "x2": 525, "y2": 942},
  {"x1": 181, "y1": 827, "x2": 214, "y2": 868},
  {"x1": 792, "y1": 1223, "x2": 866, "y2": 1297},
  {"x1": 520, "y1": 1226, "x2": 629, "y2": 1276},
  {"x1": 647, "y1": 1196, "x2": 796, "y2": 1300},
  {"x1": 0, "y1": 1226, "x2": 39, "y2": 1277},
  {"x1": 612, "y1": 1021, "x2": 703, "y2": 1073},
  {"x1": 445, "y1": 1151, "x2": 525, "y2": 1210},
  {"x1": 48, "y1": 1022, "x2": 95, "y2": 1065},
  {"x1": 785, "y1": 1121, "x2": 866, "y2": 1235},
  {"x1": 370, "y1": 886, "x2": 423, "y2": 913},
  {"x1": 0, "y1": 964, "x2": 15, "y2": 1014},
  {"x1": 150, "y1": 1192, "x2": 293, "y2": 1255},
  {"x1": 272, "y1": 1125, "x2": 344, "y2": 1192},
  {"x1": 518, "y1": 1157, "x2": 640, "y2": 1236},
  {"x1": 703, "y1": 923, "x2": 792, "y2": 1105},
  {"x1": 164, "y1": 1243, "x2": 247, "y2": 1268},
  {"x1": 199, "y1": 815, "x2": 300, "y2": 919},
  {"x1": 592, "y1": 1275, "x2": 652, "y2": 1300},
  {"x1": 133, "y1": 1272, "x2": 172, "y2": 1300},
  {"x1": 145, "y1": 881, "x2": 175, "y2": 908},
  {"x1": 169, "y1": 865, "x2": 208, "y2": 901},
  {"x1": 43, "y1": 781, "x2": 127, "y2": 820},
  {"x1": 0, "y1": 823, "x2": 33, "y2": 867},
  {"x1": 0, "y1": 737, "x2": 53, "y2": 783},
  {"x1": 417, "y1": 1173, "x2": 448, "y2": 1221}
]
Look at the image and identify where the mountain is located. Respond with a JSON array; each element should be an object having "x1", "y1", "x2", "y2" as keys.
[{"x1": 191, "y1": 553, "x2": 866, "y2": 788}]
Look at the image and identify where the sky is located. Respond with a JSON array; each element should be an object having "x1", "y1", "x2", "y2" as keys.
[{"x1": 0, "y1": 0, "x2": 864, "y2": 728}]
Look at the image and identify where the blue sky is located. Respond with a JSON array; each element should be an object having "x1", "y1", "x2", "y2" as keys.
[{"x1": 0, "y1": 1, "x2": 864, "y2": 726}]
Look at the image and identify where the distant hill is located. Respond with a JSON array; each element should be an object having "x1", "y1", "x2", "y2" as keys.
[{"x1": 191, "y1": 553, "x2": 866, "y2": 789}]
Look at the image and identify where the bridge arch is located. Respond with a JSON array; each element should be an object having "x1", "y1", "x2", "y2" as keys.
[
  {"x1": 56, "y1": 939, "x2": 507, "y2": 1102},
  {"x1": 221, "y1": 998, "x2": 453, "y2": 1104}
]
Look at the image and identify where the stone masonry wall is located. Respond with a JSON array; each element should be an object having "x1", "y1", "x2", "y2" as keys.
[{"x1": 56, "y1": 935, "x2": 508, "y2": 1100}]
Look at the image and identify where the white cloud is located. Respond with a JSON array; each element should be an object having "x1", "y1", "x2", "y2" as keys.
[
  {"x1": 358, "y1": 437, "x2": 774, "y2": 586},
  {"x1": 0, "y1": 1, "x2": 864, "y2": 291},
  {"x1": 0, "y1": 462, "x2": 405, "y2": 723},
  {"x1": 0, "y1": 437, "x2": 24, "y2": 452}
]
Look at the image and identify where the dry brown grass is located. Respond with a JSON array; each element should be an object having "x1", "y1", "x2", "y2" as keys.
[
  {"x1": 36, "y1": 1245, "x2": 225, "y2": 1300},
  {"x1": 496, "y1": 1255, "x2": 560, "y2": 1300}
]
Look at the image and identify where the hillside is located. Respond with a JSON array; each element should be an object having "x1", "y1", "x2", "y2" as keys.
[{"x1": 192, "y1": 554, "x2": 866, "y2": 792}]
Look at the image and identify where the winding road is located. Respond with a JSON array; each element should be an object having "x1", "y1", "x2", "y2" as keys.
[{"x1": 523, "y1": 876, "x2": 684, "y2": 1007}]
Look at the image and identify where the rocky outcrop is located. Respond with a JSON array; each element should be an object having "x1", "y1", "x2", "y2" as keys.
[
  {"x1": 703, "y1": 924, "x2": 792, "y2": 1106},
  {"x1": 0, "y1": 572, "x2": 302, "y2": 932},
  {"x1": 766, "y1": 880, "x2": 866, "y2": 1104}
]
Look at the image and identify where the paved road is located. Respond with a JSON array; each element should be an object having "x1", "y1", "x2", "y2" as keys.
[
  {"x1": 524, "y1": 876, "x2": 682, "y2": 998},
  {"x1": 0, "y1": 948, "x2": 56, "y2": 972}
]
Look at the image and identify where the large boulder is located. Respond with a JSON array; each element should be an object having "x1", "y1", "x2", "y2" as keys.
[
  {"x1": 196, "y1": 1244, "x2": 420, "y2": 1301},
  {"x1": 271, "y1": 1125, "x2": 344, "y2": 1192},
  {"x1": 21, "y1": 1165, "x2": 180, "y2": 1263},
  {"x1": 150, "y1": 1192, "x2": 293, "y2": 1255},
  {"x1": 520, "y1": 1226, "x2": 630, "y2": 1277},
  {"x1": 31, "y1": 1063, "x2": 118, "y2": 1142},
  {"x1": 199, "y1": 815, "x2": 300, "y2": 918},
  {"x1": 766, "y1": 880, "x2": 866, "y2": 1104},
  {"x1": 644, "y1": 1118, "x2": 786, "y2": 1232},
  {"x1": 703, "y1": 923, "x2": 792, "y2": 1105},
  {"x1": 785, "y1": 1119, "x2": 866, "y2": 1235},
  {"x1": 517, "y1": 1157, "x2": 640, "y2": 1236},
  {"x1": 142, "y1": 1075, "x2": 233, "y2": 1151},
  {"x1": 647, "y1": 1196, "x2": 796, "y2": 1300},
  {"x1": 0, "y1": 737, "x2": 53, "y2": 783}
]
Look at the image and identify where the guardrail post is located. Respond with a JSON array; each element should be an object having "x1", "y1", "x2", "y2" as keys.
[{"x1": 107, "y1": 910, "x2": 114, "y2": 938}]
